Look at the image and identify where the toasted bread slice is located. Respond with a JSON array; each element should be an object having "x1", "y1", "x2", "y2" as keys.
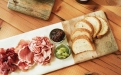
[
  {"x1": 71, "y1": 28, "x2": 92, "y2": 41},
  {"x1": 74, "y1": 20, "x2": 94, "y2": 34},
  {"x1": 85, "y1": 17, "x2": 101, "y2": 38},
  {"x1": 72, "y1": 35, "x2": 95, "y2": 54},
  {"x1": 96, "y1": 17, "x2": 109, "y2": 38}
]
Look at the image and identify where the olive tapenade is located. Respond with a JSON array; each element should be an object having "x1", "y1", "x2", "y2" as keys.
[
  {"x1": 55, "y1": 44, "x2": 71, "y2": 59},
  {"x1": 49, "y1": 28, "x2": 65, "y2": 42}
]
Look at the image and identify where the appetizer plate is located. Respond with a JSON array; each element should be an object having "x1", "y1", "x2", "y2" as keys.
[
  {"x1": 0, "y1": 10, "x2": 118, "y2": 75},
  {"x1": 0, "y1": 23, "x2": 74, "y2": 75}
]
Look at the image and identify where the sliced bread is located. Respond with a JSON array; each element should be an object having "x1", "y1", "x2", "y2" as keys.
[
  {"x1": 74, "y1": 20, "x2": 94, "y2": 34},
  {"x1": 84, "y1": 16, "x2": 101, "y2": 38},
  {"x1": 72, "y1": 35, "x2": 95, "y2": 54},
  {"x1": 71, "y1": 28, "x2": 92, "y2": 41},
  {"x1": 96, "y1": 17, "x2": 109, "y2": 38}
]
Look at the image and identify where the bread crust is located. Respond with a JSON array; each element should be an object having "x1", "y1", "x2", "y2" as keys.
[
  {"x1": 72, "y1": 35, "x2": 95, "y2": 54},
  {"x1": 96, "y1": 17, "x2": 109, "y2": 38},
  {"x1": 74, "y1": 20, "x2": 94, "y2": 34},
  {"x1": 81, "y1": 20, "x2": 94, "y2": 34},
  {"x1": 84, "y1": 16, "x2": 102, "y2": 38},
  {"x1": 71, "y1": 28, "x2": 92, "y2": 41}
]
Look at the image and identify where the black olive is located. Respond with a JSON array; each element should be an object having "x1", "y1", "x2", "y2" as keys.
[{"x1": 49, "y1": 28, "x2": 65, "y2": 42}]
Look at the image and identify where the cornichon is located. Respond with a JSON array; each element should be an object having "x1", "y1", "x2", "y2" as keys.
[{"x1": 55, "y1": 44, "x2": 71, "y2": 59}]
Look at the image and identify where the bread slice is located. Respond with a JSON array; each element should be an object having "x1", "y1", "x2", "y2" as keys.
[
  {"x1": 71, "y1": 28, "x2": 92, "y2": 41},
  {"x1": 72, "y1": 35, "x2": 95, "y2": 54},
  {"x1": 84, "y1": 16, "x2": 101, "y2": 38},
  {"x1": 96, "y1": 17, "x2": 109, "y2": 38},
  {"x1": 74, "y1": 20, "x2": 94, "y2": 34}
]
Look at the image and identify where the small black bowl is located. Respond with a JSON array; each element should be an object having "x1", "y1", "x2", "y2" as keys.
[{"x1": 49, "y1": 28, "x2": 65, "y2": 43}]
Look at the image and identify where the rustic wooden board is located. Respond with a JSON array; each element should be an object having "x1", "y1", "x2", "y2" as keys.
[
  {"x1": 7, "y1": 0, "x2": 55, "y2": 20},
  {"x1": 62, "y1": 10, "x2": 118, "y2": 63}
]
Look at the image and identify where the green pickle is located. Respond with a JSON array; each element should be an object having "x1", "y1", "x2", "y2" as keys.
[{"x1": 55, "y1": 44, "x2": 71, "y2": 59}]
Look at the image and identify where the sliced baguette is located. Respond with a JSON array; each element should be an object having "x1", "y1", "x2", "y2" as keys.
[
  {"x1": 96, "y1": 17, "x2": 109, "y2": 38},
  {"x1": 71, "y1": 28, "x2": 92, "y2": 41},
  {"x1": 84, "y1": 16, "x2": 101, "y2": 38},
  {"x1": 72, "y1": 35, "x2": 95, "y2": 54},
  {"x1": 74, "y1": 20, "x2": 94, "y2": 34}
]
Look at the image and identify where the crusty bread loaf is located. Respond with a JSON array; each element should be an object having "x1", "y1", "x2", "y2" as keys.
[
  {"x1": 96, "y1": 17, "x2": 109, "y2": 38},
  {"x1": 72, "y1": 35, "x2": 95, "y2": 54},
  {"x1": 74, "y1": 20, "x2": 94, "y2": 34},
  {"x1": 84, "y1": 17, "x2": 101, "y2": 38},
  {"x1": 71, "y1": 28, "x2": 92, "y2": 41}
]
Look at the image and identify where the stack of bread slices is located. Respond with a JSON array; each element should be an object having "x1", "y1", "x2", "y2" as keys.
[{"x1": 71, "y1": 16, "x2": 109, "y2": 54}]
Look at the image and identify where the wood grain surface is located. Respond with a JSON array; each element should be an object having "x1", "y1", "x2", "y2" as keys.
[
  {"x1": 0, "y1": 0, "x2": 121, "y2": 75},
  {"x1": 7, "y1": 0, "x2": 55, "y2": 20}
]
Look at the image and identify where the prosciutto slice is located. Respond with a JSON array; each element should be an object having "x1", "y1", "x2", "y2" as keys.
[
  {"x1": 16, "y1": 40, "x2": 34, "y2": 71},
  {"x1": 29, "y1": 36, "x2": 53, "y2": 65},
  {"x1": 0, "y1": 48, "x2": 18, "y2": 75}
]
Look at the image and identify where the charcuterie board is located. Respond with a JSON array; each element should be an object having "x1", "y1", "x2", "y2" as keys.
[{"x1": 0, "y1": 10, "x2": 118, "y2": 75}]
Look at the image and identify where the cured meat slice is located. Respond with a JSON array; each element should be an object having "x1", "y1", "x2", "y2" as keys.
[
  {"x1": 18, "y1": 46, "x2": 34, "y2": 64},
  {"x1": 17, "y1": 46, "x2": 34, "y2": 71},
  {"x1": 16, "y1": 40, "x2": 34, "y2": 71},
  {"x1": 29, "y1": 36, "x2": 53, "y2": 65},
  {"x1": 15, "y1": 39, "x2": 30, "y2": 53},
  {"x1": 0, "y1": 48, "x2": 18, "y2": 75},
  {"x1": 34, "y1": 49, "x2": 52, "y2": 65}
]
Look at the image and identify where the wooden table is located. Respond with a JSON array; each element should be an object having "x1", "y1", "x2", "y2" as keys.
[{"x1": 0, "y1": 0, "x2": 121, "y2": 75}]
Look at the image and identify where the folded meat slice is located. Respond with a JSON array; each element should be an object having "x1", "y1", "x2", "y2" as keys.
[
  {"x1": 18, "y1": 46, "x2": 34, "y2": 64},
  {"x1": 16, "y1": 40, "x2": 34, "y2": 71},
  {"x1": 29, "y1": 36, "x2": 54, "y2": 65},
  {"x1": 15, "y1": 39, "x2": 29, "y2": 53},
  {"x1": 34, "y1": 48, "x2": 52, "y2": 65},
  {"x1": 0, "y1": 48, "x2": 18, "y2": 75},
  {"x1": 29, "y1": 36, "x2": 52, "y2": 53}
]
